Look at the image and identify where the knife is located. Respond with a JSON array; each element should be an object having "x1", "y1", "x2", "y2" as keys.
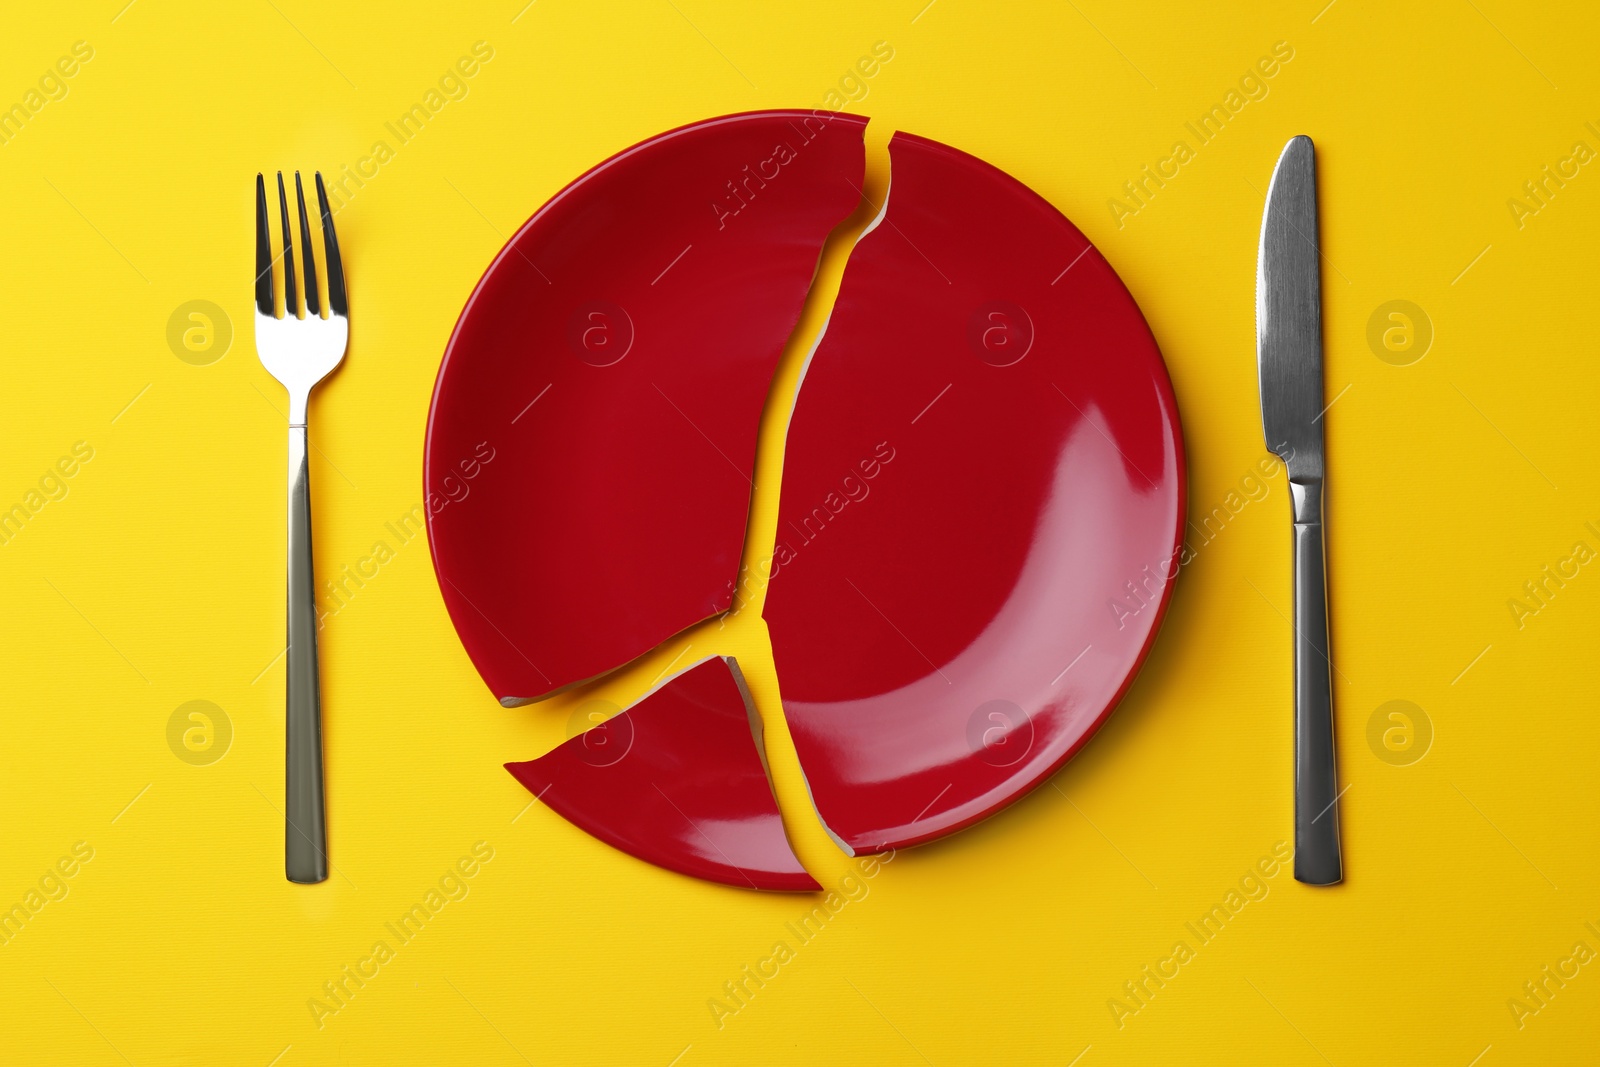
[{"x1": 1256, "y1": 135, "x2": 1343, "y2": 886}]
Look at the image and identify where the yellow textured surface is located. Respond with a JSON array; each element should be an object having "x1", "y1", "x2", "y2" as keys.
[{"x1": 1, "y1": 2, "x2": 1596, "y2": 1064}]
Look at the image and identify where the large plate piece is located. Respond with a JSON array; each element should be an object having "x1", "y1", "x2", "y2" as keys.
[
  {"x1": 427, "y1": 111, "x2": 867, "y2": 705},
  {"x1": 763, "y1": 132, "x2": 1185, "y2": 855}
]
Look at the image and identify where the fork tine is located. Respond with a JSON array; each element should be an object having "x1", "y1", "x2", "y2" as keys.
[
  {"x1": 255, "y1": 174, "x2": 274, "y2": 316},
  {"x1": 295, "y1": 172, "x2": 321, "y2": 317},
  {"x1": 314, "y1": 173, "x2": 348, "y2": 317},
  {"x1": 276, "y1": 172, "x2": 298, "y2": 317}
]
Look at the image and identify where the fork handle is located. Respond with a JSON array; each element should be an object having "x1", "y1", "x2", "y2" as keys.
[
  {"x1": 1291, "y1": 482, "x2": 1342, "y2": 885},
  {"x1": 285, "y1": 424, "x2": 328, "y2": 884}
]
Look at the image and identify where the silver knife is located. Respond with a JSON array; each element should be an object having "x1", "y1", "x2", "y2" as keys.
[{"x1": 1256, "y1": 135, "x2": 1343, "y2": 885}]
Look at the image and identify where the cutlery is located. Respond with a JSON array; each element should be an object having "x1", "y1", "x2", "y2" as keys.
[
  {"x1": 1256, "y1": 135, "x2": 1343, "y2": 885},
  {"x1": 254, "y1": 171, "x2": 348, "y2": 884}
]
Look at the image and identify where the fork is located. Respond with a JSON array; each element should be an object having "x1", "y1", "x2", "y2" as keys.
[{"x1": 254, "y1": 171, "x2": 349, "y2": 884}]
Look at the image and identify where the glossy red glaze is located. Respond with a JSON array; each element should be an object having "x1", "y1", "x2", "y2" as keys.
[
  {"x1": 506, "y1": 657, "x2": 819, "y2": 891},
  {"x1": 764, "y1": 132, "x2": 1185, "y2": 855},
  {"x1": 427, "y1": 111, "x2": 866, "y2": 704}
]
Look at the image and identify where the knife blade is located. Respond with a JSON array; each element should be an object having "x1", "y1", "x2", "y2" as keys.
[{"x1": 1256, "y1": 135, "x2": 1343, "y2": 886}]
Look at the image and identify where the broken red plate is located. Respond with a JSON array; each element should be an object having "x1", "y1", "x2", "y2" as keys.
[
  {"x1": 427, "y1": 110, "x2": 866, "y2": 704},
  {"x1": 763, "y1": 132, "x2": 1185, "y2": 855},
  {"x1": 505, "y1": 657, "x2": 818, "y2": 891}
]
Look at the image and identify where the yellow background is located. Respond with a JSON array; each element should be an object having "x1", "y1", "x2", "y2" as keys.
[{"x1": 1, "y1": 1, "x2": 1596, "y2": 1063}]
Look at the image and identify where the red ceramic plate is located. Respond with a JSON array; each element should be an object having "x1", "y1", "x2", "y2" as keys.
[
  {"x1": 426, "y1": 110, "x2": 866, "y2": 705},
  {"x1": 763, "y1": 132, "x2": 1185, "y2": 855},
  {"x1": 430, "y1": 113, "x2": 1182, "y2": 886}
]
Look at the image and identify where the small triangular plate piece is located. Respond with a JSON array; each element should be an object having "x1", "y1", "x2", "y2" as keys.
[{"x1": 507, "y1": 657, "x2": 819, "y2": 891}]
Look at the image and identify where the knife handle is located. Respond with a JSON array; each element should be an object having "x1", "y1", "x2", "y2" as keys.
[
  {"x1": 286, "y1": 424, "x2": 329, "y2": 884},
  {"x1": 1291, "y1": 487, "x2": 1342, "y2": 885}
]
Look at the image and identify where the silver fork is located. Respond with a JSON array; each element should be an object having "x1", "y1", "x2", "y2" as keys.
[{"x1": 254, "y1": 171, "x2": 348, "y2": 884}]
